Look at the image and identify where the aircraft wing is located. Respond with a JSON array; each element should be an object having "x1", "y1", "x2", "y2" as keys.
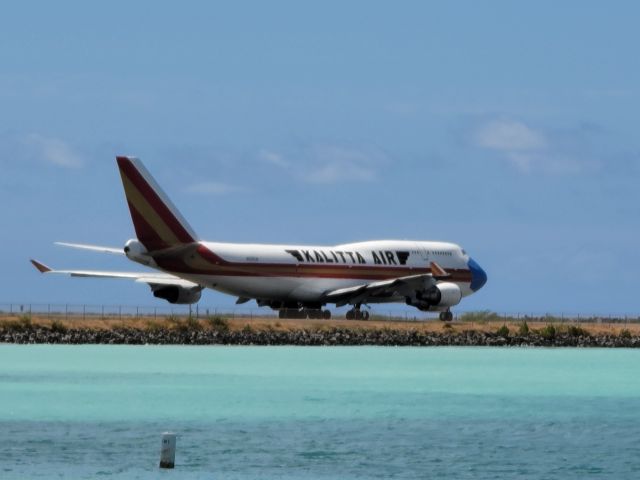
[
  {"x1": 323, "y1": 262, "x2": 448, "y2": 307},
  {"x1": 323, "y1": 274, "x2": 435, "y2": 306},
  {"x1": 30, "y1": 259, "x2": 199, "y2": 289}
]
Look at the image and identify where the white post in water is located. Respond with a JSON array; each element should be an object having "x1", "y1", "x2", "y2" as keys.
[{"x1": 159, "y1": 432, "x2": 177, "y2": 469}]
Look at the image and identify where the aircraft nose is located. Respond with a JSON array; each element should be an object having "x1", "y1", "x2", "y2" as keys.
[{"x1": 468, "y1": 257, "x2": 487, "y2": 292}]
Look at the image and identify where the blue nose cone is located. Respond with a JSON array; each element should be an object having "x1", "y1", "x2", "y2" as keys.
[{"x1": 468, "y1": 257, "x2": 487, "y2": 292}]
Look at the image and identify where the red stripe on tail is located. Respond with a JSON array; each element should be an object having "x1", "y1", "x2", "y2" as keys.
[
  {"x1": 117, "y1": 156, "x2": 195, "y2": 245},
  {"x1": 127, "y1": 201, "x2": 170, "y2": 251}
]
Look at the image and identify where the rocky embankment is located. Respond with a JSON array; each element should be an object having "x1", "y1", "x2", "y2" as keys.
[{"x1": 2, "y1": 325, "x2": 639, "y2": 347}]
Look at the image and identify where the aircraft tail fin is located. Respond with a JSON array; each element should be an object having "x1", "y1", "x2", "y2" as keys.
[{"x1": 116, "y1": 156, "x2": 198, "y2": 251}]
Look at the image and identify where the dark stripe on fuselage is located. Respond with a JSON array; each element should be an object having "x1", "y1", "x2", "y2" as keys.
[{"x1": 154, "y1": 245, "x2": 472, "y2": 282}]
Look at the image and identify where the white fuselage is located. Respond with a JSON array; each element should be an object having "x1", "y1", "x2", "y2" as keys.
[{"x1": 152, "y1": 239, "x2": 474, "y2": 303}]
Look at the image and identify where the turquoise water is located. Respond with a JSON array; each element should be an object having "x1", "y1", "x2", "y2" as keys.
[{"x1": 1, "y1": 345, "x2": 639, "y2": 478}]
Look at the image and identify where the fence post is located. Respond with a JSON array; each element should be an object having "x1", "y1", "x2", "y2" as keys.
[
  {"x1": 83, "y1": 305, "x2": 86, "y2": 322},
  {"x1": 65, "y1": 304, "x2": 68, "y2": 322}
]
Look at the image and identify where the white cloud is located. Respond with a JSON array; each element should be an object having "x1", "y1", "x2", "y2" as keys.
[
  {"x1": 474, "y1": 119, "x2": 546, "y2": 151},
  {"x1": 307, "y1": 161, "x2": 376, "y2": 184},
  {"x1": 24, "y1": 134, "x2": 83, "y2": 168},
  {"x1": 260, "y1": 144, "x2": 382, "y2": 185},
  {"x1": 305, "y1": 145, "x2": 378, "y2": 184},
  {"x1": 186, "y1": 181, "x2": 244, "y2": 195},
  {"x1": 472, "y1": 118, "x2": 600, "y2": 175},
  {"x1": 259, "y1": 149, "x2": 289, "y2": 168}
]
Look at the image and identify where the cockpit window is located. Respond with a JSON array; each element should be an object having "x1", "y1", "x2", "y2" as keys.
[{"x1": 461, "y1": 249, "x2": 467, "y2": 255}]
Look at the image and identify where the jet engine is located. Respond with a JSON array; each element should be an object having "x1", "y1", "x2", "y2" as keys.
[
  {"x1": 152, "y1": 285, "x2": 202, "y2": 304},
  {"x1": 407, "y1": 282, "x2": 462, "y2": 311}
]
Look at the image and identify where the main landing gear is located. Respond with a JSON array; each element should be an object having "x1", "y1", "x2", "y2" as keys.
[
  {"x1": 346, "y1": 305, "x2": 370, "y2": 320},
  {"x1": 278, "y1": 308, "x2": 332, "y2": 320},
  {"x1": 439, "y1": 310, "x2": 453, "y2": 322}
]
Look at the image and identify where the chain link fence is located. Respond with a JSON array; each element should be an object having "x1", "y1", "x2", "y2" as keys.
[{"x1": 1, "y1": 302, "x2": 639, "y2": 324}]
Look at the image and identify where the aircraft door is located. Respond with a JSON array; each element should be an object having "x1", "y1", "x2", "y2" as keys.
[{"x1": 416, "y1": 244, "x2": 430, "y2": 265}]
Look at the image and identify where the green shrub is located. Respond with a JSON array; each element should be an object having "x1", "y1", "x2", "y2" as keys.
[
  {"x1": 566, "y1": 325, "x2": 590, "y2": 337},
  {"x1": 206, "y1": 316, "x2": 229, "y2": 332},
  {"x1": 242, "y1": 324, "x2": 254, "y2": 334},
  {"x1": 518, "y1": 321, "x2": 529, "y2": 335},
  {"x1": 50, "y1": 320, "x2": 67, "y2": 333},
  {"x1": 619, "y1": 329, "x2": 632, "y2": 339},
  {"x1": 496, "y1": 324, "x2": 509, "y2": 337},
  {"x1": 539, "y1": 324, "x2": 556, "y2": 339}
]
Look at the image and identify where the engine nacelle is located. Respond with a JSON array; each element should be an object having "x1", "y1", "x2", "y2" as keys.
[
  {"x1": 124, "y1": 239, "x2": 157, "y2": 267},
  {"x1": 407, "y1": 282, "x2": 462, "y2": 311},
  {"x1": 152, "y1": 285, "x2": 202, "y2": 304}
]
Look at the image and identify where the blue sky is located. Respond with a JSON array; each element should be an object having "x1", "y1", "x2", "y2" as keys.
[{"x1": 2, "y1": 1, "x2": 639, "y2": 315}]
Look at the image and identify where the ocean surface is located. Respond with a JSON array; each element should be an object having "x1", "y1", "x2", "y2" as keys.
[{"x1": 1, "y1": 345, "x2": 639, "y2": 479}]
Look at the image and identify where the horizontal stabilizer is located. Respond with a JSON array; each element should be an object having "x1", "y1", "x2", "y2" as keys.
[
  {"x1": 55, "y1": 242, "x2": 124, "y2": 255},
  {"x1": 30, "y1": 259, "x2": 52, "y2": 273}
]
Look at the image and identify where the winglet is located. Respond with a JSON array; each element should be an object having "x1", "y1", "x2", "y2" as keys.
[
  {"x1": 430, "y1": 261, "x2": 449, "y2": 278},
  {"x1": 30, "y1": 259, "x2": 52, "y2": 273}
]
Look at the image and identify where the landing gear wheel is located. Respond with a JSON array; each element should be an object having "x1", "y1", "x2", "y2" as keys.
[
  {"x1": 346, "y1": 308, "x2": 368, "y2": 320},
  {"x1": 439, "y1": 311, "x2": 453, "y2": 322},
  {"x1": 322, "y1": 310, "x2": 331, "y2": 320}
]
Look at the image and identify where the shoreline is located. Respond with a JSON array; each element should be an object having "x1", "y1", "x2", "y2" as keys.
[{"x1": 1, "y1": 315, "x2": 639, "y2": 347}]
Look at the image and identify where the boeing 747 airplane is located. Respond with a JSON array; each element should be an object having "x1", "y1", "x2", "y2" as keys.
[{"x1": 31, "y1": 156, "x2": 487, "y2": 320}]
